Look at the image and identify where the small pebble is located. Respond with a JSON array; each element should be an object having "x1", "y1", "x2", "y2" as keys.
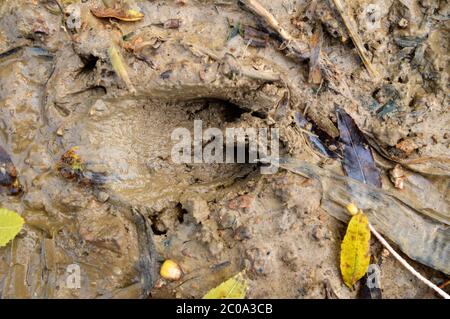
[
  {"x1": 234, "y1": 225, "x2": 252, "y2": 241},
  {"x1": 398, "y1": 18, "x2": 408, "y2": 28},
  {"x1": 311, "y1": 225, "x2": 329, "y2": 241},
  {"x1": 112, "y1": 266, "x2": 122, "y2": 276},
  {"x1": 217, "y1": 210, "x2": 236, "y2": 229},
  {"x1": 56, "y1": 127, "x2": 64, "y2": 136},
  {"x1": 96, "y1": 191, "x2": 110, "y2": 203}
]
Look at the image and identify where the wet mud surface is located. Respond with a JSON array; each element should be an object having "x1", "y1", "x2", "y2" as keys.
[{"x1": 0, "y1": 0, "x2": 448, "y2": 298}]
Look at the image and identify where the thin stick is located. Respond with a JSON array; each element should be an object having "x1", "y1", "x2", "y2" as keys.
[
  {"x1": 369, "y1": 223, "x2": 450, "y2": 299},
  {"x1": 330, "y1": 0, "x2": 379, "y2": 80}
]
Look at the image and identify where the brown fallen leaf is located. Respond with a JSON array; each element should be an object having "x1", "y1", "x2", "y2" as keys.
[
  {"x1": 91, "y1": 7, "x2": 144, "y2": 22},
  {"x1": 389, "y1": 164, "x2": 406, "y2": 189},
  {"x1": 308, "y1": 26, "x2": 322, "y2": 85},
  {"x1": 122, "y1": 36, "x2": 144, "y2": 52},
  {"x1": 395, "y1": 138, "x2": 418, "y2": 156},
  {"x1": 58, "y1": 147, "x2": 106, "y2": 187},
  {"x1": 336, "y1": 108, "x2": 381, "y2": 187},
  {"x1": 163, "y1": 18, "x2": 181, "y2": 29},
  {"x1": 228, "y1": 195, "x2": 253, "y2": 210},
  {"x1": 0, "y1": 145, "x2": 22, "y2": 195},
  {"x1": 241, "y1": 24, "x2": 269, "y2": 48}
]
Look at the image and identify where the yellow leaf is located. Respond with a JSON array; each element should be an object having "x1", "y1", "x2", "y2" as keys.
[
  {"x1": 0, "y1": 208, "x2": 24, "y2": 247},
  {"x1": 340, "y1": 211, "x2": 371, "y2": 287},
  {"x1": 91, "y1": 7, "x2": 144, "y2": 22},
  {"x1": 203, "y1": 272, "x2": 247, "y2": 299},
  {"x1": 108, "y1": 44, "x2": 136, "y2": 93}
]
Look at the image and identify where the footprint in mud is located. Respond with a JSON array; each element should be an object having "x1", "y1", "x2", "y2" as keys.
[{"x1": 58, "y1": 97, "x2": 261, "y2": 208}]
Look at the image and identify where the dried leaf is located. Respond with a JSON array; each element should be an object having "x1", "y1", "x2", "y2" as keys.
[
  {"x1": 160, "y1": 70, "x2": 172, "y2": 79},
  {"x1": 228, "y1": 195, "x2": 253, "y2": 210},
  {"x1": 241, "y1": 25, "x2": 269, "y2": 47},
  {"x1": 58, "y1": 146, "x2": 83, "y2": 180},
  {"x1": 58, "y1": 147, "x2": 106, "y2": 186},
  {"x1": 0, "y1": 145, "x2": 22, "y2": 195},
  {"x1": 163, "y1": 19, "x2": 181, "y2": 29},
  {"x1": 91, "y1": 7, "x2": 144, "y2": 22},
  {"x1": 203, "y1": 272, "x2": 247, "y2": 299},
  {"x1": 308, "y1": 26, "x2": 322, "y2": 85},
  {"x1": 340, "y1": 211, "x2": 371, "y2": 287},
  {"x1": 0, "y1": 208, "x2": 24, "y2": 247},
  {"x1": 336, "y1": 108, "x2": 381, "y2": 187},
  {"x1": 294, "y1": 112, "x2": 338, "y2": 158},
  {"x1": 274, "y1": 91, "x2": 289, "y2": 121},
  {"x1": 108, "y1": 44, "x2": 136, "y2": 93}
]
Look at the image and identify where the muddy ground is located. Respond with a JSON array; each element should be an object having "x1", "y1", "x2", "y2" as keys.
[{"x1": 0, "y1": 0, "x2": 448, "y2": 298}]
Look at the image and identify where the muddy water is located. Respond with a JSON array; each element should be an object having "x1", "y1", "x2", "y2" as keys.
[{"x1": 0, "y1": 0, "x2": 448, "y2": 298}]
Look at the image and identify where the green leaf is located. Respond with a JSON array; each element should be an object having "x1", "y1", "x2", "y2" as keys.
[
  {"x1": 0, "y1": 208, "x2": 24, "y2": 247},
  {"x1": 340, "y1": 211, "x2": 371, "y2": 287},
  {"x1": 202, "y1": 272, "x2": 247, "y2": 299}
]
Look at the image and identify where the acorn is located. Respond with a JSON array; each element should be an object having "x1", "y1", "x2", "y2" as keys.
[{"x1": 160, "y1": 259, "x2": 183, "y2": 281}]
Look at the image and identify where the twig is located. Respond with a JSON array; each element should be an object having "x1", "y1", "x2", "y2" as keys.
[
  {"x1": 330, "y1": 0, "x2": 379, "y2": 81},
  {"x1": 239, "y1": 0, "x2": 354, "y2": 101},
  {"x1": 369, "y1": 223, "x2": 450, "y2": 299}
]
